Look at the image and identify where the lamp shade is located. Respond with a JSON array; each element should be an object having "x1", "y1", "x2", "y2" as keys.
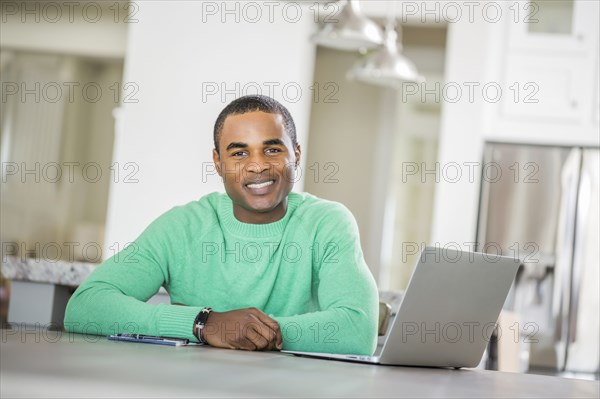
[
  {"x1": 347, "y1": 25, "x2": 424, "y2": 88},
  {"x1": 312, "y1": 0, "x2": 383, "y2": 52}
]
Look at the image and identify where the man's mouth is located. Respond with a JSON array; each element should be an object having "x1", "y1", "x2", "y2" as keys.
[{"x1": 246, "y1": 180, "x2": 275, "y2": 189}]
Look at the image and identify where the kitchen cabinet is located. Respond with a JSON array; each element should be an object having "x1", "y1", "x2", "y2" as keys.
[
  {"x1": 506, "y1": 0, "x2": 596, "y2": 54},
  {"x1": 487, "y1": 0, "x2": 599, "y2": 146}
]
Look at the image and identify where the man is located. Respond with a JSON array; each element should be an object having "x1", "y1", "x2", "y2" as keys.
[{"x1": 64, "y1": 95, "x2": 379, "y2": 355}]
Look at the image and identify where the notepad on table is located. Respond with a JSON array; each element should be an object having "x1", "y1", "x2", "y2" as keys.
[{"x1": 108, "y1": 334, "x2": 203, "y2": 346}]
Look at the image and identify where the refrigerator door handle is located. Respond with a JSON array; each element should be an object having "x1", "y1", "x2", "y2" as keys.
[
  {"x1": 551, "y1": 149, "x2": 581, "y2": 367},
  {"x1": 564, "y1": 149, "x2": 600, "y2": 373},
  {"x1": 568, "y1": 170, "x2": 590, "y2": 344}
]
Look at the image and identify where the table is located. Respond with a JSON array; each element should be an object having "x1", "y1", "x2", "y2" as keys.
[{"x1": 1, "y1": 328, "x2": 598, "y2": 398}]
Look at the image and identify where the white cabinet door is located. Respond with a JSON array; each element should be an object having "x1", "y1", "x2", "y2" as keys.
[
  {"x1": 488, "y1": 0, "x2": 599, "y2": 146},
  {"x1": 506, "y1": 0, "x2": 598, "y2": 55},
  {"x1": 500, "y1": 53, "x2": 587, "y2": 122}
]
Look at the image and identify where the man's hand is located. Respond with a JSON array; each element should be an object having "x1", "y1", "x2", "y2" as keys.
[{"x1": 201, "y1": 308, "x2": 283, "y2": 351}]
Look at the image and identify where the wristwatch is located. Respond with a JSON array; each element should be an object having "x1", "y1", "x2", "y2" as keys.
[{"x1": 193, "y1": 307, "x2": 213, "y2": 344}]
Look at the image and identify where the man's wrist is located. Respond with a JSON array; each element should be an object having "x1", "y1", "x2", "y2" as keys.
[{"x1": 193, "y1": 307, "x2": 213, "y2": 344}]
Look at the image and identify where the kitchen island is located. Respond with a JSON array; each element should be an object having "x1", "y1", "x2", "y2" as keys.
[{"x1": 1, "y1": 326, "x2": 597, "y2": 398}]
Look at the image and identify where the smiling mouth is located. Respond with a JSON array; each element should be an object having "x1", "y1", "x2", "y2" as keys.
[{"x1": 246, "y1": 180, "x2": 275, "y2": 189}]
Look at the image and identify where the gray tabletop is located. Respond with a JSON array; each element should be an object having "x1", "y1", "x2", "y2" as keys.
[{"x1": 1, "y1": 329, "x2": 598, "y2": 398}]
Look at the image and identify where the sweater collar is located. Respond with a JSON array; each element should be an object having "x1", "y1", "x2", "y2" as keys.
[{"x1": 219, "y1": 192, "x2": 303, "y2": 238}]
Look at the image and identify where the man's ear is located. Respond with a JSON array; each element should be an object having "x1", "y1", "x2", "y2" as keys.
[
  {"x1": 294, "y1": 144, "x2": 301, "y2": 167},
  {"x1": 212, "y1": 148, "x2": 222, "y2": 176}
]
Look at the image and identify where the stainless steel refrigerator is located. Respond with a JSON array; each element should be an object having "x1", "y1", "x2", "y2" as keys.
[{"x1": 476, "y1": 142, "x2": 599, "y2": 378}]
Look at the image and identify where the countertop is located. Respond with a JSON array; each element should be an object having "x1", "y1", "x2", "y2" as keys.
[
  {"x1": 1, "y1": 327, "x2": 598, "y2": 398},
  {"x1": 1, "y1": 256, "x2": 96, "y2": 286}
]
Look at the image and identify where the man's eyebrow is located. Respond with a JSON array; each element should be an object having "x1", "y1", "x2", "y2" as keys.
[
  {"x1": 226, "y1": 142, "x2": 248, "y2": 151},
  {"x1": 263, "y1": 139, "x2": 285, "y2": 146}
]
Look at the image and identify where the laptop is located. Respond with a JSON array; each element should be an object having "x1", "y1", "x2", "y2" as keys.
[{"x1": 282, "y1": 246, "x2": 520, "y2": 367}]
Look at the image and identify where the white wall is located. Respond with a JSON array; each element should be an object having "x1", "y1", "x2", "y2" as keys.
[
  {"x1": 1, "y1": 1, "x2": 128, "y2": 58},
  {"x1": 104, "y1": 1, "x2": 316, "y2": 251},
  {"x1": 429, "y1": 17, "x2": 493, "y2": 246}
]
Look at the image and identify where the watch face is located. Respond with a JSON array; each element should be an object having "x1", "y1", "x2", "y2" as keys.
[{"x1": 199, "y1": 308, "x2": 212, "y2": 323}]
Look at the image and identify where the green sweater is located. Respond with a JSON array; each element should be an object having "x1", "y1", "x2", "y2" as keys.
[{"x1": 64, "y1": 192, "x2": 379, "y2": 355}]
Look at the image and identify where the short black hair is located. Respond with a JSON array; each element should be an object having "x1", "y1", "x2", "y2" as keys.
[{"x1": 213, "y1": 95, "x2": 297, "y2": 155}]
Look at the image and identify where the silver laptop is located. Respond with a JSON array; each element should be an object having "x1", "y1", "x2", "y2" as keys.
[{"x1": 282, "y1": 246, "x2": 520, "y2": 367}]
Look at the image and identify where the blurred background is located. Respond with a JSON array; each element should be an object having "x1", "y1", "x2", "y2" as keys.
[{"x1": 1, "y1": 0, "x2": 598, "y2": 380}]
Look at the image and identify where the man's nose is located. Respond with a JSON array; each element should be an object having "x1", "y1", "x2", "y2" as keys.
[{"x1": 245, "y1": 153, "x2": 271, "y2": 174}]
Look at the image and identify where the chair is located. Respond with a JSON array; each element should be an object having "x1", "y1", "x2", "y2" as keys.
[{"x1": 378, "y1": 302, "x2": 392, "y2": 336}]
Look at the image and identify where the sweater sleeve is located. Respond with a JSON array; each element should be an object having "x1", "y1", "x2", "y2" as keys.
[
  {"x1": 272, "y1": 203, "x2": 379, "y2": 355},
  {"x1": 63, "y1": 208, "x2": 203, "y2": 341}
]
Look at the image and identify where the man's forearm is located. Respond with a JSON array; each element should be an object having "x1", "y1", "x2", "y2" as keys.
[
  {"x1": 64, "y1": 282, "x2": 202, "y2": 340},
  {"x1": 273, "y1": 306, "x2": 378, "y2": 356}
]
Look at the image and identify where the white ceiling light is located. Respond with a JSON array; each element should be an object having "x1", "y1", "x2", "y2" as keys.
[
  {"x1": 311, "y1": 0, "x2": 383, "y2": 52},
  {"x1": 347, "y1": 23, "x2": 425, "y2": 88}
]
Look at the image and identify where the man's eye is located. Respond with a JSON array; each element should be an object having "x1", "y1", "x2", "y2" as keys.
[
  {"x1": 266, "y1": 148, "x2": 282, "y2": 154},
  {"x1": 232, "y1": 151, "x2": 246, "y2": 157}
]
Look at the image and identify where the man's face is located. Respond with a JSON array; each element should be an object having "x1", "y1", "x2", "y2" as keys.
[{"x1": 213, "y1": 111, "x2": 301, "y2": 224}]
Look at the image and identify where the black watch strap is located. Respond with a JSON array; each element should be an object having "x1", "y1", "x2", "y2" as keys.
[{"x1": 193, "y1": 307, "x2": 212, "y2": 344}]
